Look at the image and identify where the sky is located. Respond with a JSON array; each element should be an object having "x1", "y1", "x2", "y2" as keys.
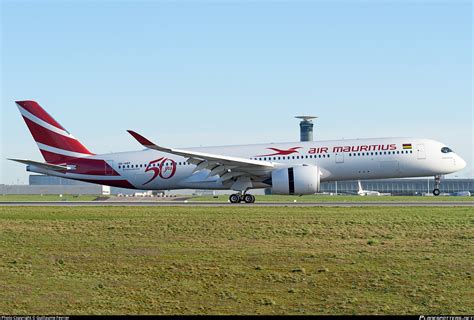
[{"x1": 1, "y1": 0, "x2": 472, "y2": 184}]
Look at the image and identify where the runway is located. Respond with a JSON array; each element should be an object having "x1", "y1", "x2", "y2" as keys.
[{"x1": 1, "y1": 201, "x2": 473, "y2": 207}]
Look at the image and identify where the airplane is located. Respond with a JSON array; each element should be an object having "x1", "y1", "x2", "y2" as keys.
[
  {"x1": 357, "y1": 180, "x2": 385, "y2": 196},
  {"x1": 450, "y1": 191, "x2": 471, "y2": 197},
  {"x1": 9, "y1": 100, "x2": 467, "y2": 203}
]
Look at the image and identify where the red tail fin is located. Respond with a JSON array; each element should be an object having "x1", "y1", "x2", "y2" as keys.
[{"x1": 16, "y1": 100, "x2": 94, "y2": 164}]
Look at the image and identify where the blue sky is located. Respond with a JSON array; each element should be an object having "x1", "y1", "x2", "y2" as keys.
[{"x1": 1, "y1": 0, "x2": 472, "y2": 184}]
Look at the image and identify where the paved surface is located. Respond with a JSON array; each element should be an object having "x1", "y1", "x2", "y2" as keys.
[{"x1": 1, "y1": 201, "x2": 473, "y2": 207}]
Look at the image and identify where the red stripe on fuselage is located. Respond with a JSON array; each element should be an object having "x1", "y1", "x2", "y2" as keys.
[
  {"x1": 38, "y1": 152, "x2": 120, "y2": 177},
  {"x1": 66, "y1": 158, "x2": 120, "y2": 176},
  {"x1": 23, "y1": 117, "x2": 93, "y2": 155},
  {"x1": 16, "y1": 100, "x2": 66, "y2": 131}
]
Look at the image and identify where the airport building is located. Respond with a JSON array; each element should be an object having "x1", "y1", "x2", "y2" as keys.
[
  {"x1": 0, "y1": 175, "x2": 109, "y2": 195},
  {"x1": 27, "y1": 175, "x2": 135, "y2": 195},
  {"x1": 320, "y1": 178, "x2": 474, "y2": 196}
]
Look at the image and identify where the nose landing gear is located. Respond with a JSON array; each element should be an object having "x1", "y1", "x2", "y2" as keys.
[
  {"x1": 432, "y1": 175, "x2": 441, "y2": 196},
  {"x1": 229, "y1": 193, "x2": 256, "y2": 204}
]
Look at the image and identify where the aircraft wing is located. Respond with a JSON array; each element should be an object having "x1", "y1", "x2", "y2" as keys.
[
  {"x1": 127, "y1": 130, "x2": 274, "y2": 182},
  {"x1": 8, "y1": 158, "x2": 69, "y2": 171}
]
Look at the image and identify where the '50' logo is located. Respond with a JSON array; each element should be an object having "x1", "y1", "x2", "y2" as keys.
[{"x1": 143, "y1": 157, "x2": 177, "y2": 185}]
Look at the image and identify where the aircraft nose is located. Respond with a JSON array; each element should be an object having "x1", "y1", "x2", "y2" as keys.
[{"x1": 458, "y1": 156, "x2": 467, "y2": 170}]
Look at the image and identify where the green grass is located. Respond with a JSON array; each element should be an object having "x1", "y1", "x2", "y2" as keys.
[
  {"x1": 191, "y1": 194, "x2": 473, "y2": 202},
  {"x1": 0, "y1": 206, "x2": 472, "y2": 315},
  {"x1": 0, "y1": 195, "x2": 100, "y2": 202}
]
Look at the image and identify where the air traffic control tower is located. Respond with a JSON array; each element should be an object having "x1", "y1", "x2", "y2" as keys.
[{"x1": 295, "y1": 116, "x2": 317, "y2": 142}]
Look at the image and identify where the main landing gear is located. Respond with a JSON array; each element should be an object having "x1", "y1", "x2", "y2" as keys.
[
  {"x1": 433, "y1": 175, "x2": 441, "y2": 196},
  {"x1": 229, "y1": 193, "x2": 256, "y2": 204}
]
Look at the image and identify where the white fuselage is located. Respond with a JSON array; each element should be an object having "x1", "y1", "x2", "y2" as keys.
[{"x1": 28, "y1": 137, "x2": 466, "y2": 191}]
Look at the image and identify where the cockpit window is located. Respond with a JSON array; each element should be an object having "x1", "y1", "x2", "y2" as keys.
[{"x1": 441, "y1": 147, "x2": 453, "y2": 153}]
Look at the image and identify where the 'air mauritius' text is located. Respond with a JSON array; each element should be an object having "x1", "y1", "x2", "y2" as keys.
[{"x1": 309, "y1": 144, "x2": 397, "y2": 154}]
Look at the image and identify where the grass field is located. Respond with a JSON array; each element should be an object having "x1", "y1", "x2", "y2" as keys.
[
  {"x1": 0, "y1": 195, "x2": 100, "y2": 202},
  {"x1": 191, "y1": 194, "x2": 473, "y2": 202},
  {"x1": 0, "y1": 206, "x2": 472, "y2": 315}
]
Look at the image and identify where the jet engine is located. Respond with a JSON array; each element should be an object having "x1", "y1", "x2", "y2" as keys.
[{"x1": 271, "y1": 165, "x2": 321, "y2": 195}]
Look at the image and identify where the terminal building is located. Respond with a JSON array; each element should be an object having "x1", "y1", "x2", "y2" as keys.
[{"x1": 320, "y1": 178, "x2": 473, "y2": 196}]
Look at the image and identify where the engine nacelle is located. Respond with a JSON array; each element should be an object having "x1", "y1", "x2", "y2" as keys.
[{"x1": 271, "y1": 165, "x2": 321, "y2": 195}]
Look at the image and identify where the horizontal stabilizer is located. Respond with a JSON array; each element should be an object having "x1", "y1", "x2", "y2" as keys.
[{"x1": 8, "y1": 158, "x2": 69, "y2": 171}]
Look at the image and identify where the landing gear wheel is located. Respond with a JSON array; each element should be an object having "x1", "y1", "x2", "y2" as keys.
[
  {"x1": 433, "y1": 175, "x2": 442, "y2": 196},
  {"x1": 229, "y1": 194, "x2": 241, "y2": 204},
  {"x1": 243, "y1": 194, "x2": 255, "y2": 204}
]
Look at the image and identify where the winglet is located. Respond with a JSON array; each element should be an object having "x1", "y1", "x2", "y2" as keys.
[{"x1": 127, "y1": 130, "x2": 156, "y2": 148}]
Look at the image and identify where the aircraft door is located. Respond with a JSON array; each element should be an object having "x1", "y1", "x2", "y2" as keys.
[
  {"x1": 105, "y1": 160, "x2": 115, "y2": 175},
  {"x1": 416, "y1": 144, "x2": 426, "y2": 160},
  {"x1": 335, "y1": 152, "x2": 344, "y2": 163}
]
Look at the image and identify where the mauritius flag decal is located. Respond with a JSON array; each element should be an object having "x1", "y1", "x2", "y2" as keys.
[{"x1": 403, "y1": 143, "x2": 412, "y2": 149}]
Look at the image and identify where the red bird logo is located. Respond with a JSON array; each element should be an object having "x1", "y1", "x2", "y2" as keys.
[{"x1": 256, "y1": 147, "x2": 302, "y2": 157}]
